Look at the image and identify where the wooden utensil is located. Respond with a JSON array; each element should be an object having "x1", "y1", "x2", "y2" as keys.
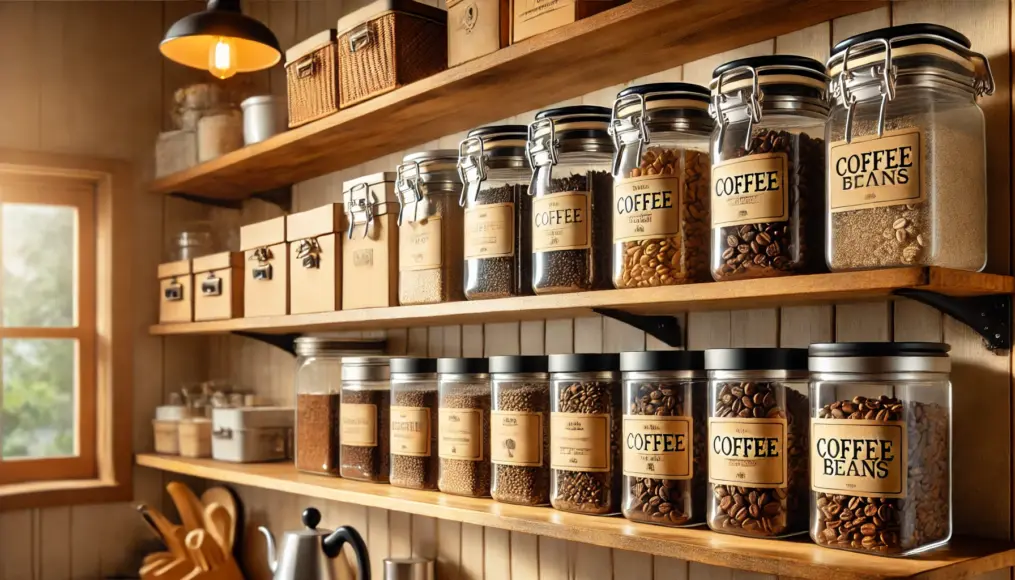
[
  {"x1": 139, "y1": 504, "x2": 188, "y2": 560},
  {"x1": 168, "y1": 481, "x2": 207, "y2": 533},
  {"x1": 200, "y1": 487, "x2": 238, "y2": 530},
  {"x1": 203, "y1": 502, "x2": 233, "y2": 554},
  {"x1": 185, "y1": 529, "x2": 211, "y2": 572}
]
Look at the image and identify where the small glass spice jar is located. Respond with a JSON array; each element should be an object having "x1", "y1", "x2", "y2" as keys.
[
  {"x1": 438, "y1": 357, "x2": 492, "y2": 497},
  {"x1": 609, "y1": 83, "x2": 713, "y2": 288},
  {"x1": 340, "y1": 356, "x2": 391, "y2": 483},
  {"x1": 809, "y1": 342, "x2": 952, "y2": 556},
  {"x1": 548, "y1": 353, "x2": 621, "y2": 515},
  {"x1": 390, "y1": 357, "x2": 440, "y2": 491},
  {"x1": 705, "y1": 348, "x2": 809, "y2": 538},
  {"x1": 620, "y1": 350, "x2": 707, "y2": 527},
  {"x1": 490, "y1": 355, "x2": 550, "y2": 506},
  {"x1": 708, "y1": 55, "x2": 829, "y2": 280}
]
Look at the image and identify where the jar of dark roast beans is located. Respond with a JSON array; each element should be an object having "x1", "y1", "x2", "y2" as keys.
[
  {"x1": 438, "y1": 357, "x2": 492, "y2": 497},
  {"x1": 339, "y1": 357, "x2": 391, "y2": 483},
  {"x1": 490, "y1": 355, "x2": 550, "y2": 506},
  {"x1": 809, "y1": 342, "x2": 952, "y2": 556},
  {"x1": 620, "y1": 350, "x2": 707, "y2": 527},
  {"x1": 389, "y1": 357, "x2": 440, "y2": 491},
  {"x1": 707, "y1": 56, "x2": 828, "y2": 280},
  {"x1": 705, "y1": 348, "x2": 809, "y2": 538},
  {"x1": 548, "y1": 353, "x2": 621, "y2": 515}
]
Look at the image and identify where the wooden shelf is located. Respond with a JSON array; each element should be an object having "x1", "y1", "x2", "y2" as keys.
[
  {"x1": 137, "y1": 454, "x2": 1015, "y2": 580},
  {"x1": 150, "y1": 0, "x2": 881, "y2": 199}
]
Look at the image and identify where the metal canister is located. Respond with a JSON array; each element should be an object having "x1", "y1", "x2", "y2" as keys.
[
  {"x1": 241, "y1": 95, "x2": 287, "y2": 145},
  {"x1": 383, "y1": 557, "x2": 434, "y2": 580}
]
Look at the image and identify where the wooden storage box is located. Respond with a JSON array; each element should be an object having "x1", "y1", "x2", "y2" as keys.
[
  {"x1": 337, "y1": 0, "x2": 448, "y2": 108},
  {"x1": 193, "y1": 252, "x2": 244, "y2": 321},
  {"x1": 240, "y1": 217, "x2": 289, "y2": 317},
  {"x1": 178, "y1": 418, "x2": 212, "y2": 458},
  {"x1": 342, "y1": 173, "x2": 399, "y2": 309},
  {"x1": 158, "y1": 260, "x2": 193, "y2": 323},
  {"x1": 287, "y1": 203, "x2": 344, "y2": 315},
  {"x1": 448, "y1": 0, "x2": 510, "y2": 67},
  {"x1": 286, "y1": 29, "x2": 339, "y2": 128},
  {"x1": 513, "y1": 0, "x2": 619, "y2": 42}
]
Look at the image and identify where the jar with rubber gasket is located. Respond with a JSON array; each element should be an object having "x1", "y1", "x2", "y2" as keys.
[
  {"x1": 458, "y1": 126, "x2": 533, "y2": 300},
  {"x1": 609, "y1": 83, "x2": 713, "y2": 288},
  {"x1": 708, "y1": 56, "x2": 829, "y2": 281},
  {"x1": 825, "y1": 24, "x2": 992, "y2": 272}
]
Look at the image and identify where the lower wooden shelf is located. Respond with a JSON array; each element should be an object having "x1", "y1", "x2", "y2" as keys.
[{"x1": 136, "y1": 454, "x2": 1015, "y2": 580}]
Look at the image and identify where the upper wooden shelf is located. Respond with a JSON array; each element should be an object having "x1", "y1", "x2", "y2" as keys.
[{"x1": 150, "y1": 0, "x2": 882, "y2": 199}]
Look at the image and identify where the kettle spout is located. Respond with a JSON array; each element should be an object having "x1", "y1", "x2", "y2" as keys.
[{"x1": 258, "y1": 526, "x2": 278, "y2": 574}]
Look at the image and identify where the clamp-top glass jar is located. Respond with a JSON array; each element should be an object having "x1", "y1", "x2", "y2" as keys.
[
  {"x1": 458, "y1": 126, "x2": 533, "y2": 300},
  {"x1": 825, "y1": 24, "x2": 992, "y2": 272},
  {"x1": 527, "y1": 106, "x2": 614, "y2": 294},
  {"x1": 708, "y1": 56, "x2": 828, "y2": 281},
  {"x1": 609, "y1": 83, "x2": 713, "y2": 288}
]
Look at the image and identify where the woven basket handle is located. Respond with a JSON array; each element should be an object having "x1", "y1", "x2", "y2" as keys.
[
  {"x1": 348, "y1": 23, "x2": 372, "y2": 53},
  {"x1": 295, "y1": 55, "x2": 316, "y2": 78}
]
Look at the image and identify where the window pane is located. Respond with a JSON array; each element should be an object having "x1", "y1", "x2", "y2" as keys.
[
  {"x1": 2, "y1": 203, "x2": 77, "y2": 327},
  {"x1": 1, "y1": 339, "x2": 77, "y2": 459}
]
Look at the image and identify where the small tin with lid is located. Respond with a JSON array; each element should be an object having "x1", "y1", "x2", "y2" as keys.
[
  {"x1": 390, "y1": 357, "x2": 440, "y2": 490},
  {"x1": 340, "y1": 356, "x2": 391, "y2": 482},
  {"x1": 384, "y1": 557, "x2": 435, "y2": 580},
  {"x1": 342, "y1": 172, "x2": 400, "y2": 309},
  {"x1": 438, "y1": 357, "x2": 492, "y2": 497},
  {"x1": 490, "y1": 355, "x2": 550, "y2": 506}
]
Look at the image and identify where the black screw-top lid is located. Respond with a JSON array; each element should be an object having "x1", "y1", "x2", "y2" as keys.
[
  {"x1": 704, "y1": 348, "x2": 809, "y2": 371},
  {"x1": 712, "y1": 54, "x2": 827, "y2": 79},
  {"x1": 390, "y1": 357, "x2": 438, "y2": 374},
  {"x1": 535, "y1": 105, "x2": 612, "y2": 122},
  {"x1": 489, "y1": 355, "x2": 549, "y2": 374},
  {"x1": 548, "y1": 353, "x2": 620, "y2": 373},
  {"x1": 467, "y1": 125, "x2": 528, "y2": 139},
  {"x1": 620, "y1": 350, "x2": 705, "y2": 372},
  {"x1": 437, "y1": 357, "x2": 489, "y2": 374},
  {"x1": 808, "y1": 342, "x2": 950, "y2": 358},
  {"x1": 831, "y1": 23, "x2": 970, "y2": 57},
  {"x1": 617, "y1": 82, "x2": 710, "y2": 101}
]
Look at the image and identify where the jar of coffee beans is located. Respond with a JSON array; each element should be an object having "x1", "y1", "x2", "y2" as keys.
[
  {"x1": 620, "y1": 350, "x2": 707, "y2": 527},
  {"x1": 438, "y1": 357, "x2": 492, "y2": 497},
  {"x1": 705, "y1": 348, "x2": 809, "y2": 538},
  {"x1": 390, "y1": 357, "x2": 440, "y2": 490},
  {"x1": 609, "y1": 83, "x2": 713, "y2": 288},
  {"x1": 459, "y1": 126, "x2": 533, "y2": 300},
  {"x1": 396, "y1": 150, "x2": 464, "y2": 305},
  {"x1": 825, "y1": 25, "x2": 991, "y2": 272},
  {"x1": 808, "y1": 342, "x2": 952, "y2": 556},
  {"x1": 527, "y1": 106, "x2": 614, "y2": 294},
  {"x1": 707, "y1": 56, "x2": 828, "y2": 281},
  {"x1": 340, "y1": 356, "x2": 391, "y2": 483},
  {"x1": 490, "y1": 355, "x2": 550, "y2": 506},
  {"x1": 548, "y1": 353, "x2": 621, "y2": 515}
]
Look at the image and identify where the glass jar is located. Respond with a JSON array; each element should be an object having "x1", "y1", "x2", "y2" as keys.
[
  {"x1": 620, "y1": 350, "x2": 707, "y2": 527},
  {"x1": 438, "y1": 357, "x2": 492, "y2": 497},
  {"x1": 609, "y1": 83, "x2": 713, "y2": 288},
  {"x1": 548, "y1": 353, "x2": 621, "y2": 515},
  {"x1": 809, "y1": 342, "x2": 952, "y2": 556},
  {"x1": 396, "y1": 150, "x2": 465, "y2": 305},
  {"x1": 708, "y1": 56, "x2": 829, "y2": 280},
  {"x1": 340, "y1": 356, "x2": 391, "y2": 483},
  {"x1": 825, "y1": 24, "x2": 992, "y2": 272},
  {"x1": 705, "y1": 348, "x2": 809, "y2": 538},
  {"x1": 459, "y1": 126, "x2": 533, "y2": 300},
  {"x1": 527, "y1": 106, "x2": 614, "y2": 294},
  {"x1": 490, "y1": 355, "x2": 550, "y2": 506},
  {"x1": 390, "y1": 357, "x2": 440, "y2": 490}
]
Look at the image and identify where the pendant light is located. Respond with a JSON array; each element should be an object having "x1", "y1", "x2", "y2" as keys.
[{"x1": 160, "y1": 0, "x2": 281, "y2": 80}]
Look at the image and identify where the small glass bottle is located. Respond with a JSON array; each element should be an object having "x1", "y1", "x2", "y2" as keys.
[
  {"x1": 438, "y1": 357, "x2": 492, "y2": 497},
  {"x1": 390, "y1": 357, "x2": 440, "y2": 491},
  {"x1": 340, "y1": 356, "x2": 391, "y2": 483},
  {"x1": 490, "y1": 355, "x2": 550, "y2": 506}
]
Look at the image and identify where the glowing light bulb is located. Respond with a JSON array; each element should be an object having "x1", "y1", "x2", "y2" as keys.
[{"x1": 208, "y1": 36, "x2": 238, "y2": 79}]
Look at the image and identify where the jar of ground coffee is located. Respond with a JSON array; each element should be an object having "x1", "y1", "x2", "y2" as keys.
[
  {"x1": 490, "y1": 355, "x2": 550, "y2": 506},
  {"x1": 340, "y1": 356, "x2": 391, "y2": 483},
  {"x1": 438, "y1": 357, "x2": 492, "y2": 497},
  {"x1": 390, "y1": 357, "x2": 440, "y2": 491}
]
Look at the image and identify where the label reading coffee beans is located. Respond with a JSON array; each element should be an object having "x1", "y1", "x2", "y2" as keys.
[
  {"x1": 491, "y1": 410, "x2": 542, "y2": 467},
  {"x1": 708, "y1": 417, "x2": 787, "y2": 487},
  {"x1": 711, "y1": 153, "x2": 788, "y2": 228},
  {"x1": 550, "y1": 412, "x2": 610, "y2": 472},
  {"x1": 622, "y1": 415, "x2": 693, "y2": 479},
  {"x1": 390, "y1": 406, "x2": 431, "y2": 457},
  {"x1": 830, "y1": 129, "x2": 923, "y2": 212},
  {"x1": 438, "y1": 408, "x2": 483, "y2": 461},
  {"x1": 340, "y1": 403, "x2": 378, "y2": 447},
  {"x1": 811, "y1": 419, "x2": 908, "y2": 497},
  {"x1": 464, "y1": 203, "x2": 514, "y2": 259},
  {"x1": 613, "y1": 176, "x2": 681, "y2": 243},
  {"x1": 399, "y1": 216, "x2": 443, "y2": 271},
  {"x1": 532, "y1": 192, "x2": 591, "y2": 252}
]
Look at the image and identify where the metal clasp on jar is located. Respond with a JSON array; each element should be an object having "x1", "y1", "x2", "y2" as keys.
[
  {"x1": 832, "y1": 37, "x2": 896, "y2": 143},
  {"x1": 710, "y1": 64, "x2": 763, "y2": 151},
  {"x1": 457, "y1": 135, "x2": 488, "y2": 206},
  {"x1": 346, "y1": 182, "x2": 378, "y2": 240},
  {"x1": 525, "y1": 116, "x2": 559, "y2": 195},
  {"x1": 608, "y1": 91, "x2": 654, "y2": 175},
  {"x1": 396, "y1": 160, "x2": 426, "y2": 225}
]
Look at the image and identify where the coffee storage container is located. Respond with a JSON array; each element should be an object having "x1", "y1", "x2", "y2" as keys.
[
  {"x1": 390, "y1": 357, "x2": 440, "y2": 490},
  {"x1": 241, "y1": 216, "x2": 289, "y2": 317},
  {"x1": 178, "y1": 418, "x2": 212, "y2": 458},
  {"x1": 490, "y1": 355, "x2": 550, "y2": 506},
  {"x1": 825, "y1": 24, "x2": 992, "y2": 272},
  {"x1": 158, "y1": 259, "x2": 193, "y2": 323},
  {"x1": 285, "y1": 29, "x2": 339, "y2": 127},
  {"x1": 708, "y1": 56, "x2": 828, "y2": 281},
  {"x1": 447, "y1": 0, "x2": 509, "y2": 67},
  {"x1": 211, "y1": 407, "x2": 295, "y2": 463},
  {"x1": 192, "y1": 252, "x2": 244, "y2": 321},
  {"x1": 549, "y1": 353, "x2": 621, "y2": 515},
  {"x1": 459, "y1": 125, "x2": 532, "y2": 300},
  {"x1": 396, "y1": 150, "x2": 464, "y2": 305},
  {"x1": 808, "y1": 342, "x2": 952, "y2": 556},
  {"x1": 705, "y1": 348, "x2": 809, "y2": 538},
  {"x1": 340, "y1": 357, "x2": 391, "y2": 483},
  {"x1": 438, "y1": 357, "x2": 491, "y2": 497},
  {"x1": 513, "y1": 0, "x2": 618, "y2": 42},
  {"x1": 621, "y1": 350, "x2": 707, "y2": 527},
  {"x1": 527, "y1": 106, "x2": 614, "y2": 294},
  {"x1": 241, "y1": 95, "x2": 287, "y2": 145},
  {"x1": 609, "y1": 83, "x2": 713, "y2": 288},
  {"x1": 343, "y1": 172, "x2": 400, "y2": 309},
  {"x1": 287, "y1": 204, "x2": 344, "y2": 315}
]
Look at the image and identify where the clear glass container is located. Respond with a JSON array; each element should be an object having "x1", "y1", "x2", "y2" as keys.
[
  {"x1": 705, "y1": 348, "x2": 809, "y2": 538},
  {"x1": 390, "y1": 357, "x2": 440, "y2": 490},
  {"x1": 825, "y1": 24, "x2": 992, "y2": 272},
  {"x1": 490, "y1": 355, "x2": 550, "y2": 506},
  {"x1": 620, "y1": 351, "x2": 707, "y2": 527},
  {"x1": 708, "y1": 56, "x2": 829, "y2": 281},
  {"x1": 438, "y1": 357, "x2": 492, "y2": 497},
  {"x1": 548, "y1": 353, "x2": 621, "y2": 515},
  {"x1": 609, "y1": 83, "x2": 713, "y2": 288},
  {"x1": 340, "y1": 356, "x2": 391, "y2": 483},
  {"x1": 808, "y1": 342, "x2": 952, "y2": 556}
]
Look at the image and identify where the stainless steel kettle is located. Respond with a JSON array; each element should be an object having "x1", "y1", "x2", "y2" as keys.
[{"x1": 259, "y1": 507, "x2": 371, "y2": 580}]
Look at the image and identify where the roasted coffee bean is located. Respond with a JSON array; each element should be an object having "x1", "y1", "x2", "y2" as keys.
[
  {"x1": 492, "y1": 383, "x2": 550, "y2": 505},
  {"x1": 390, "y1": 386, "x2": 439, "y2": 490},
  {"x1": 439, "y1": 385, "x2": 492, "y2": 497},
  {"x1": 552, "y1": 380, "x2": 621, "y2": 514},
  {"x1": 464, "y1": 183, "x2": 531, "y2": 300},
  {"x1": 340, "y1": 388, "x2": 390, "y2": 482}
]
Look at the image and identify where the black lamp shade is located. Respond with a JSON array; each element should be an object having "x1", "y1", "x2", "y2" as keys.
[{"x1": 160, "y1": 0, "x2": 282, "y2": 73}]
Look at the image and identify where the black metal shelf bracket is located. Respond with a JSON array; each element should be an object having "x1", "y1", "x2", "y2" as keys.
[
  {"x1": 232, "y1": 331, "x2": 301, "y2": 356},
  {"x1": 169, "y1": 186, "x2": 293, "y2": 213},
  {"x1": 592, "y1": 308, "x2": 683, "y2": 348},
  {"x1": 893, "y1": 289, "x2": 1011, "y2": 353}
]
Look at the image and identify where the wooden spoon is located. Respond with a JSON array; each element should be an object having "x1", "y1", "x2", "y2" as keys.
[
  {"x1": 204, "y1": 502, "x2": 233, "y2": 554},
  {"x1": 167, "y1": 481, "x2": 207, "y2": 534}
]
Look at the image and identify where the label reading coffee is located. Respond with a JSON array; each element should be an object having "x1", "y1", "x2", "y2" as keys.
[
  {"x1": 491, "y1": 410, "x2": 542, "y2": 467},
  {"x1": 708, "y1": 417, "x2": 787, "y2": 487},
  {"x1": 550, "y1": 412, "x2": 610, "y2": 472},
  {"x1": 811, "y1": 419, "x2": 907, "y2": 497},
  {"x1": 390, "y1": 406, "x2": 430, "y2": 457},
  {"x1": 711, "y1": 153, "x2": 788, "y2": 228},
  {"x1": 613, "y1": 176, "x2": 681, "y2": 243},
  {"x1": 623, "y1": 415, "x2": 693, "y2": 479},
  {"x1": 438, "y1": 408, "x2": 483, "y2": 461},
  {"x1": 465, "y1": 203, "x2": 514, "y2": 259},
  {"x1": 532, "y1": 192, "x2": 590, "y2": 252},
  {"x1": 830, "y1": 129, "x2": 923, "y2": 212},
  {"x1": 399, "y1": 216, "x2": 443, "y2": 271},
  {"x1": 340, "y1": 403, "x2": 377, "y2": 447}
]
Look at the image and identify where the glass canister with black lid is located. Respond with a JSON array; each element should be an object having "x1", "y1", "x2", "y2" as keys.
[
  {"x1": 438, "y1": 357, "x2": 492, "y2": 497},
  {"x1": 490, "y1": 355, "x2": 550, "y2": 506},
  {"x1": 390, "y1": 357, "x2": 440, "y2": 490},
  {"x1": 340, "y1": 356, "x2": 391, "y2": 483}
]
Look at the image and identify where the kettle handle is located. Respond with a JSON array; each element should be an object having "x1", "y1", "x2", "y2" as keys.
[{"x1": 322, "y1": 526, "x2": 370, "y2": 580}]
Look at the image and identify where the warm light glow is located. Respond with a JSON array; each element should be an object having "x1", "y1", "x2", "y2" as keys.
[{"x1": 208, "y1": 36, "x2": 238, "y2": 79}]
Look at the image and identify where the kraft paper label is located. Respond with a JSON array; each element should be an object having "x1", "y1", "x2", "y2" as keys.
[
  {"x1": 711, "y1": 153, "x2": 788, "y2": 228},
  {"x1": 465, "y1": 203, "x2": 514, "y2": 259},
  {"x1": 613, "y1": 176, "x2": 681, "y2": 243},
  {"x1": 340, "y1": 403, "x2": 377, "y2": 447},
  {"x1": 491, "y1": 411, "x2": 543, "y2": 466},
  {"x1": 708, "y1": 417, "x2": 787, "y2": 487},
  {"x1": 623, "y1": 415, "x2": 693, "y2": 479},
  {"x1": 532, "y1": 192, "x2": 591, "y2": 252},
  {"x1": 811, "y1": 419, "x2": 908, "y2": 498},
  {"x1": 516, "y1": 0, "x2": 575, "y2": 25},
  {"x1": 438, "y1": 408, "x2": 483, "y2": 461},
  {"x1": 550, "y1": 412, "x2": 610, "y2": 472},
  {"x1": 400, "y1": 216, "x2": 443, "y2": 271},
  {"x1": 391, "y1": 406, "x2": 431, "y2": 457},
  {"x1": 830, "y1": 129, "x2": 923, "y2": 212}
]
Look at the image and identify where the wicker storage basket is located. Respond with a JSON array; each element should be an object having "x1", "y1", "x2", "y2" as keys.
[{"x1": 285, "y1": 29, "x2": 338, "y2": 128}]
